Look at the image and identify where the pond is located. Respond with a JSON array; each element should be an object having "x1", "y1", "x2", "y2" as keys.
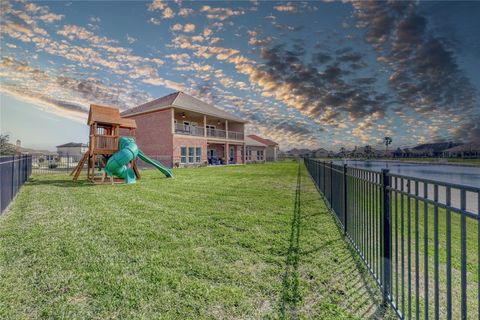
[
  {"x1": 337, "y1": 160, "x2": 480, "y2": 188},
  {"x1": 333, "y1": 160, "x2": 480, "y2": 214}
]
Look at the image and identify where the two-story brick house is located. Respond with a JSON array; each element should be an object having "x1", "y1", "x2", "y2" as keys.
[{"x1": 121, "y1": 91, "x2": 247, "y2": 167}]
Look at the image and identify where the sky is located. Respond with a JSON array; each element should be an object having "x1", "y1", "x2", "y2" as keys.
[{"x1": 1, "y1": 0, "x2": 479, "y2": 151}]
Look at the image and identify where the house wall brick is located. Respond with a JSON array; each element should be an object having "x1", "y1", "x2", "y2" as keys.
[
  {"x1": 173, "y1": 136, "x2": 207, "y2": 167},
  {"x1": 123, "y1": 109, "x2": 173, "y2": 164},
  {"x1": 246, "y1": 145, "x2": 266, "y2": 163}
]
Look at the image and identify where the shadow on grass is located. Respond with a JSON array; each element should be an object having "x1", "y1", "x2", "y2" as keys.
[
  {"x1": 27, "y1": 177, "x2": 94, "y2": 188},
  {"x1": 279, "y1": 162, "x2": 392, "y2": 319},
  {"x1": 280, "y1": 162, "x2": 302, "y2": 319}
]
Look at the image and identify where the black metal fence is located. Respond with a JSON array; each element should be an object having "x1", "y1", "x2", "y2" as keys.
[
  {"x1": 29, "y1": 154, "x2": 174, "y2": 175},
  {"x1": 304, "y1": 158, "x2": 479, "y2": 320},
  {"x1": 1, "y1": 155, "x2": 32, "y2": 214},
  {"x1": 31, "y1": 154, "x2": 85, "y2": 174}
]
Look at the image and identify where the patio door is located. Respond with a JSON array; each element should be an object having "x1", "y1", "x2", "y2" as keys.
[
  {"x1": 183, "y1": 121, "x2": 190, "y2": 133},
  {"x1": 208, "y1": 149, "x2": 216, "y2": 159},
  {"x1": 229, "y1": 146, "x2": 235, "y2": 162}
]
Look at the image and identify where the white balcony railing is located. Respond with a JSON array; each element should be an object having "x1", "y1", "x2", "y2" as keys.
[
  {"x1": 207, "y1": 128, "x2": 226, "y2": 139},
  {"x1": 227, "y1": 131, "x2": 244, "y2": 140},
  {"x1": 176, "y1": 124, "x2": 244, "y2": 140},
  {"x1": 175, "y1": 124, "x2": 205, "y2": 137}
]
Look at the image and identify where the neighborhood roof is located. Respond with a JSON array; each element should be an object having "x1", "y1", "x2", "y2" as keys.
[
  {"x1": 56, "y1": 142, "x2": 88, "y2": 148},
  {"x1": 443, "y1": 142, "x2": 480, "y2": 153},
  {"x1": 88, "y1": 104, "x2": 137, "y2": 128},
  {"x1": 247, "y1": 135, "x2": 278, "y2": 146},
  {"x1": 412, "y1": 142, "x2": 460, "y2": 152},
  {"x1": 245, "y1": 136, "x2": 267, "y2": 147},
  {"x1": 121, "y1": 91, "x2": 246, "y2": 123}
]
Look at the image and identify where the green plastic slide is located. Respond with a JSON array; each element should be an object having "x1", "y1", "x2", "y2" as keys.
[
  {"x1": 105, "y1": 137, "x2": 173, "y2": 184},
  {"x1": 138, "y1": 150, "x2": 173, "y2": 178}
]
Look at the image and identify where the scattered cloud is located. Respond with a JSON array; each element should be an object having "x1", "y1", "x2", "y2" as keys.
[
  {"x1": 200, "y1": 5, "x2": 245, "y2": 21},
  {"x1": 274, "y1": 3, "x2": 297, "y2": 12},
  {"x1": 126, "y1": 34, "x2": 136, "y2": 44},
  {"x1": 148, "y1": 0, "x2": 175, "y2": 19},
  {"x1": 38, "y1": 12, "x2": 65, "y2": 23}
]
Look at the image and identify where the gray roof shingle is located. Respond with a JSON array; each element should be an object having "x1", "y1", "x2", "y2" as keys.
[{"x1": 121, "y1": 91, "x2": 246, "y2": 123}]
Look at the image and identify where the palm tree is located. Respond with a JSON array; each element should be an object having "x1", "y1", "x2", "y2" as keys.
[{"x1": 384, "y1": 137, "x2": 392, "y2": 156}]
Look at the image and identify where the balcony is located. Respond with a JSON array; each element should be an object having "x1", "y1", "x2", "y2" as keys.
[
  {"x1": 175, "y1": 123, "x2": 205, "y2": 137},
  {"x1": 207, "y1": 129, "x2": 244, "y2": 141},
  {"x1": 175, "y1": 123, "x2": 244, "y2": 141},
  {"x1": 227, "y1": 131, "x2": 244, "y2": 140},
  {"x1": 207, "y1": 128, "x2": 226, "y2": 139}
]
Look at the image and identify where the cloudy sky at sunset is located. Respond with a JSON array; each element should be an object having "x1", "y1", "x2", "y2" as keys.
[{"x1": 1, "y1": 0, "x2": 479, "y2": 150}]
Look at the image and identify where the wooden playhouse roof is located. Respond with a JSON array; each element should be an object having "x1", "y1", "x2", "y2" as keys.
[{"x1": 88, "y1": 104, "x2": 137, "y2": 128}]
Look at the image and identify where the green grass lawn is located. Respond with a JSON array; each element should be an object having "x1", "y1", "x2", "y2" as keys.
[{"x1": 0, "y1": 162, "x2": 393, "y2": 319}]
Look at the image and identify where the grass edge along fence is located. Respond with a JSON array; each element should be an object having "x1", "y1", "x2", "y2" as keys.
[
  {"x1": 0, "y1": 155, "x2": 32, "y2": 214},
  {"x1": 304, "y1": 158, "x2": 479, "y2": 320}
]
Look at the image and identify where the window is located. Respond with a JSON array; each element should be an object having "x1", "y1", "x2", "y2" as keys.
[
  {"x1": 257, "y1": 150, "x2": 264, "y2": 161},
  {"x1": 180, "y1": 146, "x2": 187, "y2": 164},
  {"x1": 206, "y1": 125, "x2": 215, "y2": 136},
  {"x1": 188, "y1": 147, "x2": 195, "y2": 163},
  {"x1": 196, "y1": 147, "x2": 201, "y2": 163},
  {"x1": 246, "y1": 147, "x2": 252, "y2": 161}
]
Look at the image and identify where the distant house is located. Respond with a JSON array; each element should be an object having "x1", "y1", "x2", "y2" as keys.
[
  {"x1": 245, "y1": 136, "x2": 267, "y2": 163},
  {"x1": 287, "y1": 148, "x2": 313, "y2": 158},
  {"x1": 313, "y1": 148, "x2": 329, "y2": 158},
  {"x1": 56, "y1": 142, "x2": 88, "y2": 160},
  {"x1": 443, "y1": 142, "x2": 480, "y2": 158},
  {"x1": 410, "y1": 142, "x2": 461, "y2": 157},
  {"x1": 247, "y1": 135, "x2": 279, "y2": 161}
]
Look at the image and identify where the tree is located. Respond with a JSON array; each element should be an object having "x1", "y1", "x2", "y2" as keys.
[
  {"x1": 364, "y1": 145, "x2": 373, "y2": 159},
  {"x1": 0, "y1": 134, "x2": 16, "y2": 155},
  {"x1": 384, "y1": 136, "x2": 392, "y2": 155},
  {"x1": 339, "y1": 147, "x2": 346, "y2": 158}
]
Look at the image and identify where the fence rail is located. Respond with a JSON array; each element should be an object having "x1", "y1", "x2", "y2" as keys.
[
  {"x1": 0, "y1": 155, "x2": 32, "y2": 214},
  {"x1": 304, "y1": 158, "x2": 479, "y2": 320}
]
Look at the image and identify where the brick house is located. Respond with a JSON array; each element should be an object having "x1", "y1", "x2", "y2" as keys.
[
  {"x1": 245, "y1": 136, "x2": 267, "y2": 163},
  {"x1": 56, "y1": 142, "x2": 88, "y2": 160},
  {"x1": 121, "y1": 91, "x2": 247, "y2": 167},
  {"x1": 247, "y1": 135, "x2": 279, "y2": 161}
]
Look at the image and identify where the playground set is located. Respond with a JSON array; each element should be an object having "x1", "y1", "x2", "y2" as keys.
[{"x1": 71, "y1": 104, "x2": 173, "y2": 184}]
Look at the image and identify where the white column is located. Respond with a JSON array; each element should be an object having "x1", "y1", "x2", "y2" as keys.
[
  {"x1": 225, "y1": 120, "x2": 228, "y2": 140},
  {"x1": 203, "y1": 115, "x2": 207, "y2": 137}
]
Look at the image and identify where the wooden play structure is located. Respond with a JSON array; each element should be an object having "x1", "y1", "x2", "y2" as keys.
[{"x1": 71, "y1": 104, "x2": 140, "y2": 183}]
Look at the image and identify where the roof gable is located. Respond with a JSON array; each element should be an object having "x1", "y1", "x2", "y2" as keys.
[
  {"x1": 245, "y1": 136, "x2": 267, "y2": 147},
  {"x1": 247, "y1": 135, "x2": 278, "y2": 146},
  {"x1": 121, "y1": 91, "x2": 246, "y2": 123},
  {"x1": 56, "y1": 142, "x2": 88, "y2": 148},
  {"x1": 88, "y1": 104, "x2": 137, "y2": 128}
]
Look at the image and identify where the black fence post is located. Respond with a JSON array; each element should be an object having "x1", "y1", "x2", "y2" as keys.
[
  {"x1": 382, "y1": 169, "x2": 391, "y2": 304},
  {"x1": 343, "y1": 164, "x2": 348, "y2": 235},
  {"x1": 329, "y1": 161, "x2": 333, "y2": 207}
]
